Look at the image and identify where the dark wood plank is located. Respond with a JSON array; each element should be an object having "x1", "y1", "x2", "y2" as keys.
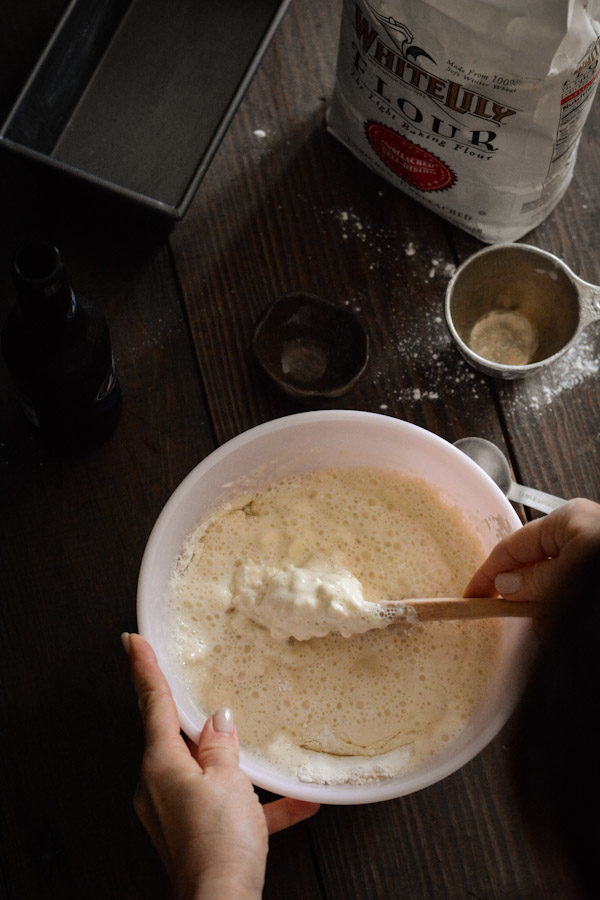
[
  {"x1": 311, "y1": 739, "x2": 579, "y2": 899},
  {"x1": 0, "y1": 165, "x2": 218, "y2": 898},
  {"x1": 446, "y1": 87, "x2": 600, "y2": 506},
  {"x1": 502, "y1": 97, "x2": 600, "y2": 504},
  {"x1": 168, "y1": 1, "x2": 586, "y2": 898},
  {"x1": 170, "y1": 0, "x2": 507, "y2": 451},
  {"x1": 2, "y1": 0, "x2": 598, "y2": 898},
  {"x1": 0, "y1": 5, "x2": 324, "y2": 898},
  {"x1": 261, "y1": 821, "x2": 324, "y2": 900}
]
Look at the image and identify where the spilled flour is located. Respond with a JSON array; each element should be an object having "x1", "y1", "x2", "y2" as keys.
[
  {"x1": 504, "y1": 330, "x2": 600, "y2": 411},
  {"x1": 324, "y1": 202, "x2": 599, "y2": 411},
  {"x1": 326, "y1": 207, "x2": 456, "y2": 279}
]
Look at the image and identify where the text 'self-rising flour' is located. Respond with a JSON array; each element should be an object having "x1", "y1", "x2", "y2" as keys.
[{"x1": 327, "y1": 0, "x2": 600, "y2": 241}]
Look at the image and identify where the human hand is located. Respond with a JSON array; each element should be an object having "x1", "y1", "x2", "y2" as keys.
[
  {"x1": 465, "y1": 498, "x2": 600, "y2": 605},
  {"x1": 122, "y1": 632, "x2": 319, "y2": 900}
]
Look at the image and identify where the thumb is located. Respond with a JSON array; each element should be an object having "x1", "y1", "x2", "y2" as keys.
[{"x1": 194, "y1": 708, "x2": 240, "y2": 771}]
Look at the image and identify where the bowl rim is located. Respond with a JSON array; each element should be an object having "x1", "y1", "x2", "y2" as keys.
[{"x1": 137, "y1": 410, "x2": 528, "y2": 804}]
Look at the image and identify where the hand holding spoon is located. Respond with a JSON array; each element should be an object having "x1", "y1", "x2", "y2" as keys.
[
  {"x1": 232, "y1": 561, "x2": 543, "y2": 642},
  {"x1": 454, "y1": 436, "x2": 566, "y2": 514}
]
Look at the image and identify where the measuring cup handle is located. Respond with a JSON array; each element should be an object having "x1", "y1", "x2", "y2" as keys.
[
  {"x1": 507, "y1": 482, "x2": 567, "y2": 515},
  {"x1": 573, "y1": 275, "x2": 600, "y2": 328}
]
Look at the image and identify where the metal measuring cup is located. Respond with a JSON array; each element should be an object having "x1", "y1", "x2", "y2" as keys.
[{"x1": 445, "y1": 243, "x2": 600, "y2": 379}]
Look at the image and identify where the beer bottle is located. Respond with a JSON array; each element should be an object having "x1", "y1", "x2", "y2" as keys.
[{"x1": 1, "y1": 242, "x2": 122, "y2": 445}]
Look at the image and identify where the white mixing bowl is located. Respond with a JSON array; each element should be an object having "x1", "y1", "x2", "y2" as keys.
[{"x1": 137, "y1": 410, "x2": 532, "y2": 804}]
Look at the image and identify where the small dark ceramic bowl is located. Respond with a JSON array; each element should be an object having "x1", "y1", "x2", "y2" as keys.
[{"x1": 252, "y1": 292, "x2": 369, "y2": 398}]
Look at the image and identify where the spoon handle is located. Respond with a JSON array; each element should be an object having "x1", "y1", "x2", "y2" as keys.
[
  {"x1": 383, "y1": 596, "x2": 544, "y2": 621},
  {"x1": 507, "y1": 482, "x2": 567, "y2": 514}
]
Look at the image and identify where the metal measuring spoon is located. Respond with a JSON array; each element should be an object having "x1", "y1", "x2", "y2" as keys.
[{"x1": 454, "y1": 437, "x2": 567, "y2": 514}]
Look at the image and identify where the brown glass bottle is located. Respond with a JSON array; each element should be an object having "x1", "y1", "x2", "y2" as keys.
[{"x1": 1, "y1": 242, "x2": 122, "y2": 445}]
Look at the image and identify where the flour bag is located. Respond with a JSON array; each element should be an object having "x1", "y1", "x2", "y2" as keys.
[{"x1": 327, "y1": 0, "x2": 600, "y2": 241}]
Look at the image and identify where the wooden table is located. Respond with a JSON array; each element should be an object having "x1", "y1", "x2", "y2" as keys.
[{"x1": 1, "y1": 3, "x2": 598, "y2": 897}]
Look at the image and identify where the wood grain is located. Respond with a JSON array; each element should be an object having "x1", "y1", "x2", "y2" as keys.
[
  {"x1": 1, "y1": 0, "x2": 597, "y2": 898},
  {"x1": 382, "y1": 596, "x2": 544, "y2": 621}
]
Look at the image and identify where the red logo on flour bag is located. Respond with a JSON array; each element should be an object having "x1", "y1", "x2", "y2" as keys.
[{"x1": 366, "y1": 122, "x2": 456, "y2": 192}]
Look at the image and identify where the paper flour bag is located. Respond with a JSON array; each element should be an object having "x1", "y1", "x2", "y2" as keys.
[{"x1": 328, "y1": 0, "x2": 600, "y2": 241}]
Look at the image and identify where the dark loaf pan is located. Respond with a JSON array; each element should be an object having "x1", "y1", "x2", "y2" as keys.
[{"x1": 0, "y1": 0, "x2": 290, "y2": 217}]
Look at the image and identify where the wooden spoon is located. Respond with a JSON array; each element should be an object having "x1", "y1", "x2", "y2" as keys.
[{"x1": 379, "y1": 596, "x2": 543, "y2": 622}]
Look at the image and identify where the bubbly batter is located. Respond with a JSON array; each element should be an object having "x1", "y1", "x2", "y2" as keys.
[{"x1": 167, "y1": 467, "x2": 501, "y2": 785}]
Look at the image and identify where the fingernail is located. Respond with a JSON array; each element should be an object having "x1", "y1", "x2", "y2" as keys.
[
  {"x1": 213, "y1": 708, "x2": 234, "y2": 734},
  {"x1": 495, "y1": 572, "x2": 523, "y2": 596},
  {"x1": 121, "y1": 632, "x2": 131, "y2": 654}
]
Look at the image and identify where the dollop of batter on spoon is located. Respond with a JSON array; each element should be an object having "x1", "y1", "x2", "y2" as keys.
[{"x1": 231, "y1": 560, "x2": 401, "y2": 641}]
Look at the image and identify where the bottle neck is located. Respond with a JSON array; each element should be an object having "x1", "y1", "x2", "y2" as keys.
[{"x1": 13, "y1": 242, "x2": 78, "y2": 324}]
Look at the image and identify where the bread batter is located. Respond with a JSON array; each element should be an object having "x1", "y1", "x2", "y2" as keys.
[{"x1": 167, "y1": 467, "x2": 501, "y2": 784}]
